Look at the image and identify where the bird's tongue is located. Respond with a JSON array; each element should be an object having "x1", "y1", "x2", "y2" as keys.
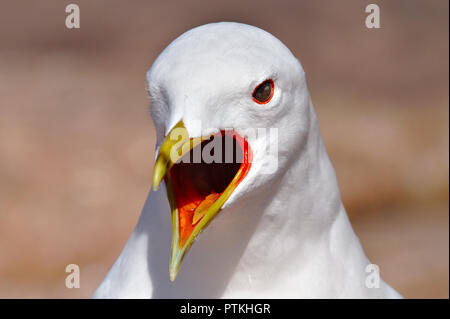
[
  {"x1": 192, "y1": 193, "x2": 221, "y2": 224},
  {"x1": 176, "y1": 192, "x2": 220, "y2": 247}
]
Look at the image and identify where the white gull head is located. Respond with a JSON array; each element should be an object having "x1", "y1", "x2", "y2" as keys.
[{"x1": 94, "y1": 22, "x2": 401, "y2": 298}]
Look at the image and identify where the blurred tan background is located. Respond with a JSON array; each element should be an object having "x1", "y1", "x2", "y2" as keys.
[{"x1": 0, "y1": 0, "x2": 448, "y2": 298}]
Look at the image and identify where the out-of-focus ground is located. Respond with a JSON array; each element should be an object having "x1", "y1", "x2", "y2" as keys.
[{"x1": 0, "y1": 0, "x2": 448, "y2": 298}]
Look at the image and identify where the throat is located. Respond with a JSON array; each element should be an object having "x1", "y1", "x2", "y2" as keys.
[
  {"x1": 167, "y1": 132, "x2": 249, "y2": 247},
  {"x1": 169, "y1": 160, "x2": 240, "y2": 246}
]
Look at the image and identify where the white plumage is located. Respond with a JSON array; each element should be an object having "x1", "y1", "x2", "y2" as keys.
[{"x1": 94, "y1": 22, "x2": 401, "y2": 298}]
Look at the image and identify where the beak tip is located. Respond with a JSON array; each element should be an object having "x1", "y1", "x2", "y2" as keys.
[
  {"x1": 169, "y1": 269, "x2": 178, "y2": 282},
  {"x1": 152, "y1": 156, "x2": 167, "y2": 192},
  {"x1": 169, "y1": 255, "x2": 182, "y2": 282},
  {"x1": 151, "y1": 170, "x2": 163, "y2": 191}
]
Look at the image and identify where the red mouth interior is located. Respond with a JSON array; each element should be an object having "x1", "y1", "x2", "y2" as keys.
[{"x1": 167, "y1": 131, "x2": 252, "y2": 247}]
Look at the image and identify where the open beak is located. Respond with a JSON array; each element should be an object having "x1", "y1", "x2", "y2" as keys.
[{"x1": 152, "y1": 121, "x2": 252, "y2": 281}]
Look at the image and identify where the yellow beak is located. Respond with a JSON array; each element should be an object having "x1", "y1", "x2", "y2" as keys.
[{"x1": 151, "y1": 121, "x2": 252, "y2": 281}]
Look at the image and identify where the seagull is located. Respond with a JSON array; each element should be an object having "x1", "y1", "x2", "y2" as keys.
[{"x1": 94, "y1": 22, "x2": 401, "y2": 298}]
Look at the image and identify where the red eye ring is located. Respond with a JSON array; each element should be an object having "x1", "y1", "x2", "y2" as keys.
[{"x1": 252, "y1": 79, "x2": 274, "y2": 104}]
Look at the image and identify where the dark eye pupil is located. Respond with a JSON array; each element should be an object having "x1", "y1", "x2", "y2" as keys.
[{"x1": 253, "y1": 80, "x2": 273, "y2": 103}]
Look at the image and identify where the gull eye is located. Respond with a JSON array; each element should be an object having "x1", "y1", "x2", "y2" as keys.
[{"x1": 252, "y1": 79, "x2": 274, "y2": 104}]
